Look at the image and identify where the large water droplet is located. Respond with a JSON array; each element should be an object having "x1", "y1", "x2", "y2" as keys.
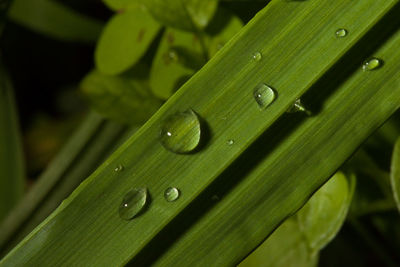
[
  {"x1": 335, "y1": 28, "x2": 348, "y2": 38},
  {"x1": 253, "y1": 83, "x2": 276, "y2": 109},
  {"x1": 160, "y1": 109, "x2": 201, "y2": 153},
  {"x1": 362, "y1": 57, "x2": 382, "y2": 71},
  {"x1": 252, "y1": 52, "x2": 262, "y2": 62},
  {"x1": 164, "y1": 187, "x2": 180, "y2": 202},
  {"x1": 119, "y1": 188, "x2": 147, "y2": 220}
]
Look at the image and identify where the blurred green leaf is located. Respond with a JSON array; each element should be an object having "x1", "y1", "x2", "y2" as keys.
[
  {"x1": 297, "y1": 172, "x2": 356, "y2": 254},
  {"x1": 102, "y1": 0, "x2": 139, "y2": 11},
  {"x1": 240, "y1": 218, "x2": 319, "y2": 267},
  {"x1": 390, "y1": 137, "x2": 400, "y2": 213},
  {"x1": 8, "y1": 0, "x2": 103, "y2": 43},
  {"x1": 0, "y1": 64, "x2": 25, "y2": 221},
  {"x1": 95, "y1": 7, "x2": 161, "y2": 75},
  {"x1": 150, "y1": 27, "x2": 204, "y2": 99},
  {"x1": 144, "y1": 0, "x2": 218, "y2": 31},
  {"x1": 206, "y1": 8, "x2": 243, "y2": 58},
  {"x1": 239, "y1": 172, "x2": 354, "y2": 267},
  {"x1": 80, "y1": 70, "x2": 162, "y2": 124}
]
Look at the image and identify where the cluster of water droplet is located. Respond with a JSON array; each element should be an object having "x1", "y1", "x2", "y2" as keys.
[{"x1": 117, "y1": 25, "x2": 385, "y2": 221}]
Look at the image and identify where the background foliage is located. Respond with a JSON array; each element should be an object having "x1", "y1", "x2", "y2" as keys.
[{"x1": 0, "y1": 0, "x2": 400, "y2": 266}]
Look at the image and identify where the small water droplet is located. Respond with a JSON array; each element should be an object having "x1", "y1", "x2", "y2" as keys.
[
  {"x1": 253, "y1": 83, "x2": 276, "y2": 109},
  {"x1": 362, "y1": 57, "x2": 382, "y2": 71},
  {"x1": 164, "y1": 187, "x2": 180, "y2": 202},
  {"x1": 287, "y1": 99, "x2": 311, "y2": 115},
  {"x1": 252, "y1": 52, "x2": 262, "y2": 62},
  {"x1": 226, "y1": 139, "x2": 234, "y2": 146},
  {"x1": 160, "y1": 109, "x2": 201, "y2": 153},
  {"x1": 119, "y1": 188, "x2": 148, "y2": 220},
  {"x1": 335, "y1": 28, "x2": 348, "y2": 38},
  {"x1": 114, "y1": 164, "x2": 124, "y2": 172},
  {"x1": 168, "y1": 49, "x2": 179, "y2": 62}
]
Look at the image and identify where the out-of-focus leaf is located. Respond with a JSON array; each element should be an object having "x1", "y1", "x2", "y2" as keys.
[
  {"x1": 297, "y1": 172, "x2": 355, "y2": 254},
  {"x1": 239, "y1": 219, "x2": 319, "y2": 267},
  {"x1": 8, "y1": 0, "x2": 103, "y2": 43},
  {"x1": 144, "y1": 0, "x2": 218, "y2": 31},
  {"x1": 206, "y1": 8, "x2": 243, "y2": 58},
  {"x1": 80, "y1": 70, "x2": 162, "y2": 124},
  {"x1": 390, "y1": 137, "x2": 400, "y2": 213},
  {"x1": 239, "y1": 172, "x2": 354, "y2": 267},
  {"x1": 95, "y1": 7, "x2": 161, "y2": 75},
  {"x1": 102, "y1": 0, "x2": 139, "y2": 11},
  {"x1": 150, "y1": 27, "x2": 204, "y2": 99},
  {"x1": 0, "y1": 64, "x2": 25, "y2": 221}
]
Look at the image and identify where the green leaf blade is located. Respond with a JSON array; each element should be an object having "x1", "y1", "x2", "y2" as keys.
[
  {"x1": 8, "y1": 0, "x2": 103, "y2": 43},
  {"x1": 0, "y1": 64, "x2": 25, "y2": 222},
  {"x1": 2, "y1": 0, "x2": 400, "y2": 266}
]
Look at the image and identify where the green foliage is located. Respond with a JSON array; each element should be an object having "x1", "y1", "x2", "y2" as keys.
[
  {"x1": 240, "y1": 172, "x2": 355, "y2": 267},
  {"x1": 8, "y1": 0, "x2": 103, "y2": 43},
  {"x1": 95, "y1": 7, "x2": 161, "y2": 75},
  {"x1": 0, "y1": 64, "x2": 24, "y2": 221},
  {"x1": 80, "y1": 70, "x2": 162, "y2": 124},
  {"x1": 1, "y1": 0, "x2": 400, "y2": 266},
  {"x1": 391, "y1": 137, "x2": 400, "y2": 213},
  {"x1": 143, "y1": 0, "x2": 219, "y2": 31}
]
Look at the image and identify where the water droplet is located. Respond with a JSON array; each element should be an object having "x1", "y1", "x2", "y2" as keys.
[
  {"x1": 226, "y1": 139, "x2": 234, "y2": 146},
  {"x1": 362, "y1": 57, "x2": 382, "y2": 71},
  {"x1": 160, "y1": 109, "x2": 201, "y2": 154},
  {"x1": 168, "y1": 49, "x2": 179, "y2": 62},
  {"x1": 335, "y1": 28, "x2": 348, "y2": 38},
  {"x1": 253, "y1": 83, "x2": 276, "y2": 109},
  {"x1": 114, "y1": 164, "x2": 124, "y2": 172},
  {"x1": 119, "y1": 188, "x2": 148, "y2": 220},
  {"x1": 252, "y1": 52, "x2": 262, "y2": 61},
  {"x1": 164, "y1": 187, "x2": 180, "y2": 202},
  {"x1": 287, "y1": 99, "x2": 311, "y2": 115}
]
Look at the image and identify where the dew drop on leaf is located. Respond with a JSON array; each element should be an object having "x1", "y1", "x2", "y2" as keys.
[
  {"x1": 164, "y1": 187, "x2": 180, "y2": 202},
  {"x1": 226, "y1": 139, "x2": 234, "y2": 146},
  {"x1": 160, "y1": 109, "x2": 201, "y2": 153},
  {"x1": 114, "y1": 164, "x2": 124, "y2": 172},
  {"x1": 335, "y1": 28, "x2": 348, "y2": 38},
  {"x1": 287, "y1": 99, "x2": 312, "y2": 115},
  {"x1": 362, "y1": 57, "x2": 383, "y2": 71},
  {"x1": 253, "y1": 83, "x2": 276, "y2": 109},
  {"x1": 119, "y1": 188, "x2": 148, "y2": 220},
  {"x1": 252, "y1": 52, "x2": 262, "y2": 61}
]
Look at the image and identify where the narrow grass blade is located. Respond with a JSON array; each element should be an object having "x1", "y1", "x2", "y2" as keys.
[
  {"x1": 0, "y1": 63, "x2": 24, "y2": 221},
  {"x1": 0, "y1": 112, "x2": 103, "y2": 250},
  {"x1": 145, "y1": 17, "x2": 400, "y2": 265},
  {"x1": 8, "y1": 0, "x2": 103, "y2": 43},
  {"x1": 1, "y1": 0, "x2": 399, "y2": 266},
  {"x1": 0, "y1": 117, "x2": 135, "y2": 256}
]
